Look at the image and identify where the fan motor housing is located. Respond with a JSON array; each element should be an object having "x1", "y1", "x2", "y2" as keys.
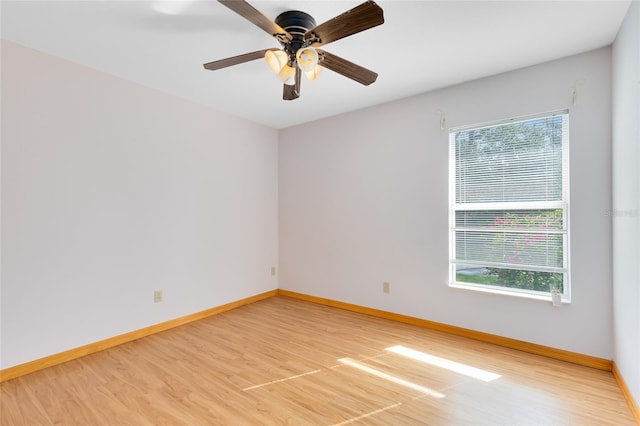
[
  {"x1": 275, "y1": 10, "x2": 316, "y2": 35},
  {"x1": 276, "y1": 10, "x2": 316, "y2": 54}
]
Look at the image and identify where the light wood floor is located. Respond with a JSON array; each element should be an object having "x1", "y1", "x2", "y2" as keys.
[{"x1": 1, "y1": 296, "x2": 635, "y2": 425}]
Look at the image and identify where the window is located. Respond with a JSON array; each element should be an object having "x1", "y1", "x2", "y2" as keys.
[{"x1": 449, "y1": 111, "x2": 570, "y2": 301}]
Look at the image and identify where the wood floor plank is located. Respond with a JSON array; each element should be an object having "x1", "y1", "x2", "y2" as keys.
[{"x1": 1, "y1": 296, "x2": 636, "y2": 425}]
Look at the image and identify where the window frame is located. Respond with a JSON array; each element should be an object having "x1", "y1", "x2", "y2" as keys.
[{"x1": 448, "y1": 111, "x2": 571, "y2": 303}]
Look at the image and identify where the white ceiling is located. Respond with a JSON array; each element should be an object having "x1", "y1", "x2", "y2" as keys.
[{"x1": 1, "y1": 0, "x2": 631, "y2": 129}]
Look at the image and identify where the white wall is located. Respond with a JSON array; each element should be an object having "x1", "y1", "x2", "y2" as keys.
[
  {"x1": 0, "y1": 33, "x2": 626, "y2": 376},
  {"x1": 612, "y1": 0, "x2": 640, "y2": 408},
  {"x1": 280, "y1": 48, "x2": 613, "y2": 359},
  {"x1": 0, "y1": 40, "x2": 279, "y2": 369}
]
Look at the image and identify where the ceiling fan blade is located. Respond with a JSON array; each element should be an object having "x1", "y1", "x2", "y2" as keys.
[
  {"x1": 305, "y1": 1, "x2": 384, "y2": 47},
  {"x1": 283, "y1": 67, "x2": 301, "y2": 100},
  {"x1": 317, "y1": 50, "x2": 378, "y2": 86},
  {"x1": 203, "y1": 48, "x2": 278, "y2": 71},
  {"x1": 218, "y1": 0, "x2": 292, "y2": 43}
]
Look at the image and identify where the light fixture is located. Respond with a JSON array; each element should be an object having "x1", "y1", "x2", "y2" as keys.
[
  {"x1": 266, "y1": 46, "x2": 321, "y2": 85},
  {"x1": 279, "y1": 65, "x2": 296, "y2": 85},
  {"x1": 265, "y1": 50, "x2": 288, "y2": 75},
  {"x1": 304, "y1": 66, "x2": 322, "y2": 81},
  {"x1": 265, "y1": 50, "x2": 297, "y2": 85},
  {"x1": 295, "y1": 47, "x2": 318, "y2": 72}
]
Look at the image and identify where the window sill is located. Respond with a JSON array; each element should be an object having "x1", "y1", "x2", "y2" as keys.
[{"x1": 449, "y1": 282, "x2": 571, "y2": 305}]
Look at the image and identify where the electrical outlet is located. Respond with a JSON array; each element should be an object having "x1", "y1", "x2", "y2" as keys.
[
  {"x1": 154, "y1": 290, "x2": 163, "y2": 303},
  {"x1": 383, "y1": 282, "x2": 390, "y2": 294},
  {"x1": 271, "y1": 266, "x2": 276, "y2": 276}
]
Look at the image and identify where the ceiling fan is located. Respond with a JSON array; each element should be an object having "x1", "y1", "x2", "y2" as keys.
[{"x1": 203, "y1": 0, "x2": 384, "y2": 100}]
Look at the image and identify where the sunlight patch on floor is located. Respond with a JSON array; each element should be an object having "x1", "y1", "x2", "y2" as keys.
[
  {"x1": 338, "y1": 357, "x2": 445, "y2": 398},
  {"x1": 386, "y1": 345, "x2": 501, "y2": 382}
]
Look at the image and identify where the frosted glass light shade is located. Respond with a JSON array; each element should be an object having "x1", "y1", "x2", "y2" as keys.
[
  {"x1": 296, "y1": 47, "x2": 318, "y2": 72},
  {"x1": 265, "y1": 50, "x2": 289, "y2": 75},
  {"x1": 278, "y1": 65, "x2": 296, "y2": 84},
  {"x1": 305, "y1": 66, "x2": 322, "y2": 81}
]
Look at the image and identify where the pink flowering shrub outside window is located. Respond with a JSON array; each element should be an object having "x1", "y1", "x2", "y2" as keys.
[{"x1": 485, "y1": 210, "x2": 563, "y2": 292}]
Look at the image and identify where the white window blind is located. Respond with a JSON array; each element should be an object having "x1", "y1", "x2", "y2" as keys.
[{"x1": 449, "y1": 111, "x2": 570, "y2": 298}]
